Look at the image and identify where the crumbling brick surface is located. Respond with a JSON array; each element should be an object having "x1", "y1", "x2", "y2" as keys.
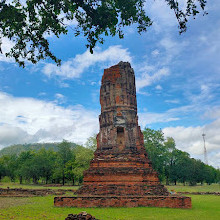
[
  {"x1": 0, "y1": 188, "x2": 76, "y2": 197},
  {"x1": 55, "y1": 196, "x2": 192, "y2": 208},
  {"x1": 0, "y1": 188, "x2": 65, "y2": 197},
  {"x1": 54, "y1": 62, "x2": 191, "y2": 208},
  {"x1": 65, "y1": 212, "x2": 99, "y2": 220},
  {"x1": 77, "y1": 62, "x2": 169, "y2": 197}
]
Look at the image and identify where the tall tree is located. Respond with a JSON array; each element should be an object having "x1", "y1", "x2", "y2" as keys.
[
  {"x1": 0, "y1": 157, "x2": 6, "y2": 181},
  {"x1": 163, "y1": 137, "x2": 176, "y2": 185},
  {"x1": 85, "y1": 134, "x2": 97, "y2": 152},
  {"x1": 2, "y1": 154, "x2": 18, "y2": 182},
  {"x1": 16, "y1": 151, "x2": 34, "y2": 184},
  {"x1": 204, "y1": 164, "x2": 217, "y2": 185},
  {"x1": 64, "y1": 160, "x2": 76, "y2": 186},
  {"x1": 143, "y1": 128, "x2": 168, "y2": 180},
  {"x1": 33, "y1": 148, "x2": 56, "y2": 184},
  {"x1": 57, "y1": 140, "x2": 73, "y2": 185},
  {"x1": 72, "y1": 145, "x2": 94, "y2": 184},
  {"x1": 169, "y1": 150, "x2": 191, "y2": 185},
  {"x1": 0, "y1": 0, "x2": 207, "y2": 66}
]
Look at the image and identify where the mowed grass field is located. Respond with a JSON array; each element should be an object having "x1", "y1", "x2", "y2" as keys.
[
  {"x1": 166, "y1": 184, "x2": 220, "y2": 193},
  {"x1": 0, "y1": 183, "x2": 220, "y2": 220}
]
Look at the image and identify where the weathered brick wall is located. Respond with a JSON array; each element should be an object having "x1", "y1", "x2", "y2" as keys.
[
  {"x1": 0, "y1": 188, "x2": 65, "y2": 196},
  {"x1": 54, "y1": 196, "x2": 192, "y2": 208},
  {"x1": 76, "y1": 62, "x2": 170, "y2": 197}
]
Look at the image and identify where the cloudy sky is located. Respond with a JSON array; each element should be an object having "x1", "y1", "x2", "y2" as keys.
[{"x1": 0, "y1": 0, "x2": 220, "y2": 167}]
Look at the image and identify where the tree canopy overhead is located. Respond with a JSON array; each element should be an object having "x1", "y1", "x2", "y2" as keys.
[{"x1": 0, "y1": 0, "x2": 207, "y2": 67}]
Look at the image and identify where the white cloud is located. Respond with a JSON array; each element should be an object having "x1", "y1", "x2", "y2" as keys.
[
  {"x1": 203, "y1": 106, "x2": 220, "y2": 119},
  {"x1": 159, "y1": 37, "x2": 188, "y2": 64},
  {"x1": 138, "y1": 104, "x2": 196, "y2": 128},
  {"x1": 145, "y1": 0, "x2": 177, "y2": 32},
  {"x1": 190, "y1": 84, "x2": 214, "y2": 103},
  {"x1": 90, "y1": 81, "x2": 97, "y2": 86},
  {"x1": 43, "y1": 45, "x2": 132, "y2": 79},
  {"x1": 136, "y1": 67, "x2": 170, "y2": 91},
  {"x1": 193, "y1": 26, "x2": 220, "y2": 76},
  {"x1": 55, "y1": 93, "x2": 64, "y2": 99},
  {"x1": 0, "y1": 92, "x2": 99, "y2": 149},
  {"x1": 145, "y1": 0, "x2": 205, "y2": 33},
  {"x1": 138, "y1": 105, "x2": 220, "y2": 167},
  {"x1": 38, "y1": 92, "x2": 46, "y2": 97},
  {"x1": 62, "y1": 17, "x2": 78, "y2": 26},
  {"x1": 165, "y1": 99, "x2": 180, "y2": 104},
  {"x1": 54, "y1": 93, "x2": 66, "y2": 104},
  {"x1": 155, "y1": 85, "x2": 162, "y2": 90},
  {"x1": 58, "y1": 81, "x2": 70, "y2": 88},
  {"x1": 0, "y1": 37, "x2": 14, "y2": 63},
  {"x1": 151, "y1": 49, "x2": 160, "y2": 57},
  {"x1": 139, "y1": 112, "x2": 179, "y2": 127},
  {"x1": 163, "y1": 119, "x2": 220, "y2": 167},
  {"x1": 0, "y1": 125, "x2": 32, "y2": 146}
]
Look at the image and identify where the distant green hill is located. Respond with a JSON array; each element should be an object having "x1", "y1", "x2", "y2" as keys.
[{"x1": 0, "y1": 142, "x2": 77, "y2": 156}]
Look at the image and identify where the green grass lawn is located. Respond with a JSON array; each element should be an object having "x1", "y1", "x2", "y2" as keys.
[
  {"x1": 0, "y1": 183, "x2": 219, "y2": 219},
  {"x1": 166, "y1": 184, "x2": 220, "y2": 193},
  {"x1": 0, "y1": 195, "x2": 219, "y2": 220}
]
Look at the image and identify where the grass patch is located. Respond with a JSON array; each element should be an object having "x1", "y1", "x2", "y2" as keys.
[
  {"x1": 0, "y1": 183, "x2": 219, "y2": 219},
  {"x1": 166, "y1": 184, "x2": 220, "y2": 193},
  {"x1": 0, "y1": 197, "x2": 31, "y2": 209},
  {"x1": 0, "y1": 195, "x2": 219, "y2": 220}
]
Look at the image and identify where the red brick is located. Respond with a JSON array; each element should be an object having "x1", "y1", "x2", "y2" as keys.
[
  {"x1": 54, "y1": 196, "x2": 191, "y2": 208},
  {"x1": 54, "y1": 62, "x2": 191, "y2": 209}
]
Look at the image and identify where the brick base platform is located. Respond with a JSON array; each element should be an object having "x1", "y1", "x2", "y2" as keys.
[{"x1": 54, "y1": 195, "x2": 191, "y2": 208}]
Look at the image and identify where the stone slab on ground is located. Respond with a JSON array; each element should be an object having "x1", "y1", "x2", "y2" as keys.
[{"x1": 54, "y1": 195, "x2": 191, "y2": 208}]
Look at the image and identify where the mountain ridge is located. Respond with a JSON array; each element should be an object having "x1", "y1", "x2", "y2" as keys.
[{"x1": 0, "y1": 142, "x2": 77, "y2": 156}]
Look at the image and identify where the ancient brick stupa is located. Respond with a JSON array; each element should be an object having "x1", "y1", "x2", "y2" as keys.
[{"x1": 54, "y1": 62, "x2": 191, "y2": 208}]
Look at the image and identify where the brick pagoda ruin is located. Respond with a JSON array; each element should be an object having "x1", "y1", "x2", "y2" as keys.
[{"x1": 54, "y1": 62, "x2": 191, "y2": 208}]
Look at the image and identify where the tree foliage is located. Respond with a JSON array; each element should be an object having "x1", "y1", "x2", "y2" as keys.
[
  {"x1": 85, "y1": 133, "x2": 97, "y2": 152},
  {"x1": 0, "y1": 0, "x2": 207, "y2": 66},
  {"x1": 143, "y1": 127, "x2": 219, "y2": 185},
  {"x1": 0, "y1": 131, "x2": 219, "y2": 186},
  {"x1": 143, "y1": 128, "x2": 166, "y2": 179},
  {"x1": 56, "y1": 140, "x2": 74, "y2": 185},
  {"x1": 72, "y1": 145, "x2": 94, "y2": 184}
]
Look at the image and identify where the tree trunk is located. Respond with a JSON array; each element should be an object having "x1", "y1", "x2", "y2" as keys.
[
  {"x1": 46, "y1": 177, "x2": 48, "y2": 185},
  {"x1": 72, "y1": 177, "x2": 75, "y2": 186},
  {"x1": 33, "y1": 177, "x2": 38, "y2": 184},
  {"x1": 62, "y1": 169, "x2": 65, "y2": 185},
  {"x1": 166, "y1": 176, "x2": 169, "y2": 185},
  {"x1": 174, "y1": 180, "x2": 177, "y2": 185},
  {"x1": 19, "y1": 176, "x2": 22, "y2": 184}
]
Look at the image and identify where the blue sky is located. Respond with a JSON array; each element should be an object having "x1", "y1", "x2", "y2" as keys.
[{"x1": 0, "y1": 0, "x2": 220, "y2": 167}]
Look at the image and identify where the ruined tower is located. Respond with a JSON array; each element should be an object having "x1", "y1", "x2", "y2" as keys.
[
  {"x1": 54, "y1": 62, "x2": 191, "y2": 208},
  {"x1": 77, "y1": 61, "x2": 168, "y2": 196}
]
